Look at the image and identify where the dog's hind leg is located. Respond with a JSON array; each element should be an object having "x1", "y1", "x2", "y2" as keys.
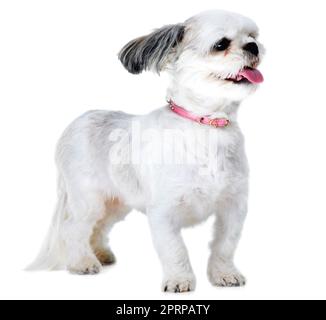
[
  {"x1": 90, "y1": 198, "x2": 130, "y2": 266},
  {"x1": 61, "y1": 188, "x2": 108, "y2": 275}
]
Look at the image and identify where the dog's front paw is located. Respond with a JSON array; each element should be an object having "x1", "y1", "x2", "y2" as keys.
[
  {"x1": 208, "y1": 268, "x2": 246, "y2": 287},
  {"x1": 163, "y1": 275, "x2": 196, "y2": 293},
  {"x1": 68, "y1": 257, "x2": 102, "y2": 275}
]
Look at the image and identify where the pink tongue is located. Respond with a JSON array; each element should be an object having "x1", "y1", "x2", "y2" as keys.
[{"x1": 239, "y1": 68, "x2": 264, "y2": 84}]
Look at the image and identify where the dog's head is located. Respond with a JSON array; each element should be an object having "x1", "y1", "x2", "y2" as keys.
[{"x1": 119, "y1": 10, "x2": 264, "y2": 105}]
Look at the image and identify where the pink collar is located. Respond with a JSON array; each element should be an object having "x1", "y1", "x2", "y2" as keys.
[{"x1": 168, "y1": 101, "x2": 230, "y2": 128}]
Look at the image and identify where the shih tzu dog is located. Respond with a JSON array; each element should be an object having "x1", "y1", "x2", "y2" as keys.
[{"x1": 29, "y1": 10, "x2": 264, "y2": 293}]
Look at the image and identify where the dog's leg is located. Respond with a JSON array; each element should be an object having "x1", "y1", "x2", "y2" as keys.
[
  {"x1": 62, "y1": 190, "x2": 106, "y2": 275},
  {"x1": 90, "y1": 218, "x2": 116, "y2": 267},
  {"x1": 148, "y1": 208, "x2": 196, "y2": 293},
  {"x1": 208, "y1": 193, "x2": 248, "y2": 287},
  {"x1": 91, "y1": 199, "x2": 130, "y2": 266}
]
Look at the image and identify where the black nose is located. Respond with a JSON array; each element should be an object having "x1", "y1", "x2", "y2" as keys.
[{"x1": 243, "y1": 42, "x2": 259, "y2": 56}]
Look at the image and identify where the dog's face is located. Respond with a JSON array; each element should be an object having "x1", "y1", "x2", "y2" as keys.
[{"x1": 119, "y1": 10, "x2": 264, "y2": 105}]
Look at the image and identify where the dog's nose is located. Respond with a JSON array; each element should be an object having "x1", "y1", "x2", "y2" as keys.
[{"x1": 243, "y1": 42, "x2": 259, "y2": 56}]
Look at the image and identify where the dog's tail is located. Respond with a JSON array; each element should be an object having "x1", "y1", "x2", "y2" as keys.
[{"x1": 26, "y1": 175, "x2": 67, "y2": 271}]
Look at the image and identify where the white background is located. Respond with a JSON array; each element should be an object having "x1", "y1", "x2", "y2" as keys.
[{"x1": 0, "y1": 0, "x2": 325, "y2": 300}]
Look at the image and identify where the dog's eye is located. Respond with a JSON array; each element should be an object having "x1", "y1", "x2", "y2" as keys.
[{"x1": 213, "y1": 38, "x2": 231, "y2": 51}]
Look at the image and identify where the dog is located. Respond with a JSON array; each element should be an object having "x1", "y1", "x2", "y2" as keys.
[{"x1": 29, "y1": 10, "x2": 264, "y2": 293}]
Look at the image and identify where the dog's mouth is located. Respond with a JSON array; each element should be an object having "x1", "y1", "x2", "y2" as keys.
[{"x1": 225, "y1": 67, "x2": 264, "y2": 84}]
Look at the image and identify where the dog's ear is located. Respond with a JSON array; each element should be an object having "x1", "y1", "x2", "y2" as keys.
[{"x1": 118, "y1": 24, "x2": 185, "y2": 74}]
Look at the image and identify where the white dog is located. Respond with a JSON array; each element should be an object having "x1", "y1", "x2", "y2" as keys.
[{"x1": 29, "y1": 10, "x2": 264, "y2": 293}]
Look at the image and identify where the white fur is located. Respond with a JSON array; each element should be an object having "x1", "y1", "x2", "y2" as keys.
[{"x1": 28, "y1": 10, "x2": 264, "y2": 293}]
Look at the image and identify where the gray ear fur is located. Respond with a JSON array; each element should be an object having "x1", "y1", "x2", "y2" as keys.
[{"x1": 118, "y1": 24, "x2": 185, "y2": 74}]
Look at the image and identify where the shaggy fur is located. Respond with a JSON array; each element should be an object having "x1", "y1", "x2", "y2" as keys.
[{"x1": 28, "y1": 10, "x2": 264, "y2": 293}]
